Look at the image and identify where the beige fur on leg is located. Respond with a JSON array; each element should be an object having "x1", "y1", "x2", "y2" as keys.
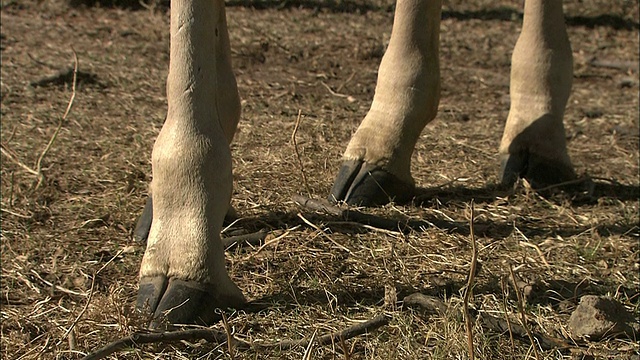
[
  {"x1": 138, "y1": 0, "x2": 244, "y2": 325},
  {"x1": 342, "y1": 0, "x2": 442, "y2": 186},
  {"x1": 499, "y1": 0, "x2": 575, "y2": 186}
]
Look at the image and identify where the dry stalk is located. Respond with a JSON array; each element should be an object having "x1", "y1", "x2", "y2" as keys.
[
  {"x1": 515, "y1": 226, "x2": 550, "y2": 268},
  {"x1": 59, "y1": 249, "x2": 124, "y2": 347},
  {"x1": 291, "y1": 109, "x2": 312, "y2": 196},
  {"x1": 462, "y1": 201, "x2": 478, "y2": 360},
  {"x1": 509, "y1": 265, "x2": 541, "y2": 360},
  {"x1": 249, "y1": 314, "x2": 390, "y2": 350},
  {"x1": 220, "y1": 312, "x2": 236, "y2": 360},
  {"x1": 0, "y1": 49, "x2": 78, "y2": 190},
  {"x1": 339, "y1": 334, "x2": 352, "y2": 360},
  {"x1": 500, "y1": 277, "x2": 516, "y2": 352},
  {"x1": 35, "y1": 49, "x2": 79, "y2": 189},
  {"x1": 302, "y1": 330, "x2": 317, "y2": 360}
]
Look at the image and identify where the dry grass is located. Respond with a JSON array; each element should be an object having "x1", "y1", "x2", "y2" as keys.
[{"x1": 1, "y1": 0, "x2": 638, "y2": 359}]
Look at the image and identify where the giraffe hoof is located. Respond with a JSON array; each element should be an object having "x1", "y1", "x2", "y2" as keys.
[
  {"x1": 330, "y1": 159, "x2": 414, "y2": 206},
  {"x1": 500, "y1": 152, "x2": 576, "y2": 189},
  {"x1": 137, "y1": 276, "x2": 246, "y2": 329}
]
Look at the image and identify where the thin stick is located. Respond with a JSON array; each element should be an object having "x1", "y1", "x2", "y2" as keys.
[
  {"x1": 302, "y1": 330, "x2": 317, "y2": 360},
  {"x1": 60, "y1": 249, "x2": 124, "y2": 345},
  {"x1": 291, "y1": 110, "x2": 311, "y2": 196},
  {"x1": 0, "y1": 207, "x2": 32, "y2": 219},
  {"x1": 34, "y1": 48, "x2": 78, "y2": 190},
  {"x1": 509, "y1": 266, "x2": 541, "y2": 360},
  {"x1": 297, "y1": 212, "x2": 351, "y2": 253},
  {"x1": 462, "y1": 201, "x2": 478, "y2": 360},
  {"x1": 516, "y1": 232, "x2": 550, "y2": 268},
  {"x1": 250, "y1": 314, "x2": 389, "y2": 350}
]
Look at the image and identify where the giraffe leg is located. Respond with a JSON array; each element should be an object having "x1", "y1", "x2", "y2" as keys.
[
  {"x1": 499, "y1": 0, "x2": 576, "y2": 188},
  {"x1": 330, "y1": 0, "x2": 442, "y2": 206},
  {"x1": 136, "y1": 0, "x2": 245, "y2": 327}
]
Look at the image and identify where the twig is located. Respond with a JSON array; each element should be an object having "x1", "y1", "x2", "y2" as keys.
[
  {"x1": 291, "y1": 110, "x2": 311, "y2": 196},
  {"x1": 462, "y1": 201, "x2": 478, "y2": 360},
  {"x1": 509, "y1": 266, "x2": 541, "y2": 360},
  {"x1": 320, "y1": 81, "x2": 350, "y2": 98},
  {"x1": 220, "y1": 312, "x2": 236, "y2": 360},
  {"x1": 302, "y1": 330, "x2": 317, "y2": 360},
  {"x1": 533, "y1": 176, "x2": 590, "y2": 192},
  {"x1": 29, "y1": 269, "x2": 86, "y2": 297},
  {"x1": 254, "y1": 226, "x2": 298, "y2": 254},
  {"x1": 249, "y1": 314, "x2": 389, "y2": 350},
  {"x1": 338, "y1": 333, "x2": 353, "y2": 360},
  {"x1": 1, "y1": 50, "x2": 78, "y2": 190}
]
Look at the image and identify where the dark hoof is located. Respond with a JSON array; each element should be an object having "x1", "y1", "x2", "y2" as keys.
[
  {"x1": 330, "y1": 159, "x2": 414, "y2": 206},
  {"x1": 500, "y1": 152, "x2": 576, "y2": 189},
  {"x1": 133, "y1": 196, "x2": 153, "y2": 244},
  {"x1": 137, "y1": 277, "x2": 246, "y2": 329}
]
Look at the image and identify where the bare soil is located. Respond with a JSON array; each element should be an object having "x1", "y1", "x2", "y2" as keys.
[{"x1": 1, "y1": 0, "x2": 638, "y2": 359}]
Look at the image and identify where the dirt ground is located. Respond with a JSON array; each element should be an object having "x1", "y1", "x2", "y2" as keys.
[{"x1": 1, "y1": 0, "x2": 638, "y2": 359}]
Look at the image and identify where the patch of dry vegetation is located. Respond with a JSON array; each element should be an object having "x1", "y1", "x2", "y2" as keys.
[{"x1": 1, "y1": 0, "x2": 638, "y2": 359}]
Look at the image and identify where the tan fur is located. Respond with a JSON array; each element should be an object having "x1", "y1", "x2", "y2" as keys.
[
  {"x1": 499, "y1": 0, "x2": 573, "y2": 165},
  {"x1": 342, "y1": 0, "x2": 442, "y2": 186},
  {"x1": 139, "y1": 0, "x2": 243, "y2": 299}
]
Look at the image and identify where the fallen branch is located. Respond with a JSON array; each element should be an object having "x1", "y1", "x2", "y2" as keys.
[
  {"x1": 81, "y1": 328, "x2": 229, "y2": 360},
  {"x1": 82, "y1": 314, "x2": 389, "y2": 360},
  {"x1": 221, "y1": 230, "x2": 269, "y2": 249},
  {"x1": 293, "y1": 195, "x2": 466, "y2": 234}
]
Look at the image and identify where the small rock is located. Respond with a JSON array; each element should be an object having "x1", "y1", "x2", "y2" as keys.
[{"x1": 569, "y1": 295, "x2": 639, "y2": 340}]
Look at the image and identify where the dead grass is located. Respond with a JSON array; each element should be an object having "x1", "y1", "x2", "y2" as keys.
[{"x1": 1, "y1": 0, "x2": 638, "y2": 359}]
